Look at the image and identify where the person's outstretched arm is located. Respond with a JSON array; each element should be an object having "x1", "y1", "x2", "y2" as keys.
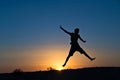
[
  {"x1": 60, "y1": 25, "x2": 71, "y2": 35},
  {"x1": 78, "y1": 35, "x2": 86, "y2": 43}
]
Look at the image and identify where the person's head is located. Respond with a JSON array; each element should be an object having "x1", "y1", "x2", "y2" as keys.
[{"x1": 74, "y1": 28, "x2": 79, "y2": 34}]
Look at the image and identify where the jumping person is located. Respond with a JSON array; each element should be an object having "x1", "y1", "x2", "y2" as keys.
[{"x1": 60, "y1": 26, "x2": 95, "y2": 67}]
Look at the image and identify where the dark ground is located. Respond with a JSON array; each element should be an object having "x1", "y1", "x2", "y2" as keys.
[{"x1": 0, "y1": 67, "x2": 120, "y2": 80}]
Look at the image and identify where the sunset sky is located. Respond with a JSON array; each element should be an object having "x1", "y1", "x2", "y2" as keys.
[{"x1": 0, "y1": 0, "x2": 120, "y2": 73}]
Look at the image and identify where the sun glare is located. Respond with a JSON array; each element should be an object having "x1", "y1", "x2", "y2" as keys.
[{"x1": 57, "y1": 67, "x2": 63, "y2": 71}]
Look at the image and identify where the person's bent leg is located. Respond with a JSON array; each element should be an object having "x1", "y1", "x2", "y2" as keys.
[
  {"x1": 63, "y1": 47, "x2": 75, "y2": 67},
  {"x1": 62, "y1": 55, "x2": 71, "y2": 67}
]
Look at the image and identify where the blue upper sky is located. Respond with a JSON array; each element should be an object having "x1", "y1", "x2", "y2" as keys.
[
  {"x1": 0, "y1": 0, "x2": 120, "y2": 72},
  {"x1": 0, "y1": 0, "x2": 120, "y2": 48}
]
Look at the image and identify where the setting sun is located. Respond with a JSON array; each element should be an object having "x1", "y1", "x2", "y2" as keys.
[{"x1": 56, "y1": 67, "x2": 64, "y2": 71}]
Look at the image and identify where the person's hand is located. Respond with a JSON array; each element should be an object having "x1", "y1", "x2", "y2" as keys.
[
  {"x1": 60, "y1": 25, "x2": 63, "y2": 29},
  {"x1": 83, "y1": 40, "x2": 86, "y2": 43}
]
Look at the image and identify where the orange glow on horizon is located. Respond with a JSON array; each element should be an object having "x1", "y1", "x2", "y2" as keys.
[
  {"x1": 0, "y1": 44, "x2": 96, "y2": 73},
  {"x1": 23, "y1": 45, "x2": 87, "y2": 71}
]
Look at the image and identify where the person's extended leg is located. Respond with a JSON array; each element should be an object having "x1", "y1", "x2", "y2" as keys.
[
  {"x1": 63, "y1": 47, "x2": 75, "y2": 67},
  {"x1": 83, "y1": 52, "x2": 95, "y2": 61},
  {"x1": 78, "y1": 47, "x2": 95, "y2": 61}
]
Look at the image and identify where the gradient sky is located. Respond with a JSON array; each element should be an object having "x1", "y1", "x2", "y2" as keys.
[{"x1": 0, "y1": 0, "x2": 120, "y2": 73}]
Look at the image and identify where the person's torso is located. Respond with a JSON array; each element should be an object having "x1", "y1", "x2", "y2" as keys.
[{"x1": 70, "y1": 33, "x2": 79, "y2": 44}]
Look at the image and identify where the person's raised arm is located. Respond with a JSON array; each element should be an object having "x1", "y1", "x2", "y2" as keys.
[
  {"x1": 60, "y1": 25, "x2": 71, "y2": 35},
  {"x1": 78, "y1": 35, "x2": 86, "y2": 43}
]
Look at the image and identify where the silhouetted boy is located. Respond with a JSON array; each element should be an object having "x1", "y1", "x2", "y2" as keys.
[{"x1": 60, "y1": 26, "x2": 95, "y2": 67}]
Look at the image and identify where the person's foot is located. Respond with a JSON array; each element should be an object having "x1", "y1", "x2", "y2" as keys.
[
  {"x1": 91, "y1": 57, "x2": 96, "y2": 61},
  {"x1": 62, "y1": 64, "x2": 66, "y2": 67}
]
